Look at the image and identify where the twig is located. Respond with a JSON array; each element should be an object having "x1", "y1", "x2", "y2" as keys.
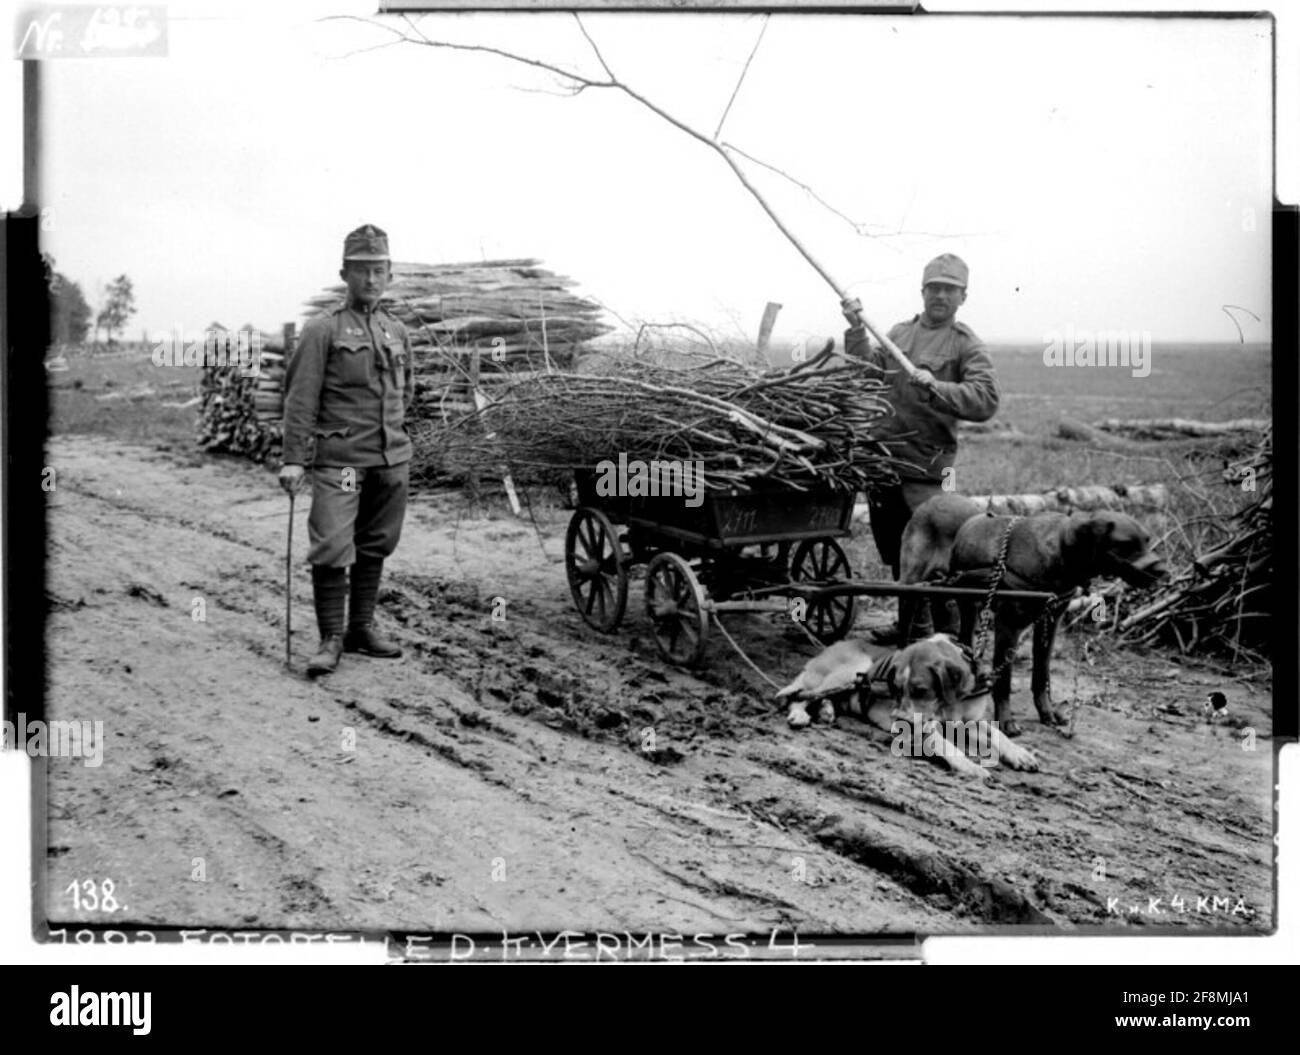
[{"x1": 714, "y1": 15, "x2": 769, "y2": 139}]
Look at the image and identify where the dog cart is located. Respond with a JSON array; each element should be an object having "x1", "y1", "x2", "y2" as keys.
[{"x1": 563, "y1": 470, "x2": 859, "y2": 666}]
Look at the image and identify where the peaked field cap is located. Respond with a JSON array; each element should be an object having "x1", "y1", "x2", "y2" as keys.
[
  {"x1": 343, "y1": 224, "x2": 390, "y2": 261},
  {"x1": 922, "y1": 253, "x2": 968, "y2": 287}
]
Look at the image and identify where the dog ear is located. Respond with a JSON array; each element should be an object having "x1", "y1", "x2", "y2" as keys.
[
  {"x1": 934, "y1": 658, "x2": 971, "y2": 709},
  {"x1": 1064, "y1": 514, "x2": 1111, "y2": 561},
  {"x1": 890, "y1": 660, "x2": 908, "y2": 701}
]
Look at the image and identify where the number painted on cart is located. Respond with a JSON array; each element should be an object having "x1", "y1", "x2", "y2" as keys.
[
  {"x1": 721, "y1": 507, "x2": 758, "y2": 534},
  {"x1": 807, "y1": 506, "x2": 839, "y2": 529}
]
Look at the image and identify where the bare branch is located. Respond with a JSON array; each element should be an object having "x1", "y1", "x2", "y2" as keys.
[
  {"x1": 324, "y1": 12, "x2": 920, "y2": 375},
  {"x1": 326, "y1": 38, "x2": 408, "y2": 62},
  {"x1": 721, "y1": 140, "x2": 882, "y2": 237},
  {"x1": 715, "y1": 15, "x2": 769, "y2": 140},
  {"x1": 632, "y1": 322, "x2": 719, "y2": 359},
  {"x1": 572, "y1": 12, "x2": 616, "y2": 82},
  {"x1": 723, "y1": 141, "x2": 993, "y2": 245},
  {"x1": 333, "y1": 12, "x2": 604, "y2": 90}
]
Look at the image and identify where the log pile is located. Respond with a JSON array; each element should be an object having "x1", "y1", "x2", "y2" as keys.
[
  {"x1": 304, "y1": 259, "x2": 612, "y2": 423},
  {"x1": 195, "y1": 332, "x2": 286, "y2": 462},
  {"x1": 969, "y1": 484, "x2": 1170, "y2": 516},
  {"x1": 853, "y1": 485, "x2": 1169, "y2": 526},
  {"x1": 194, "y1": 260, "x2": 611, "y2": 469},
  {"x1": 1094, "y1": 417, "x2": 1268, "y2": 440},
  {"x1": 421, "y1": 348, "x2": 913, "y2": 492},
  {"x1": 1118, "y1": 427, "x2": 1271, "y2": 661}
]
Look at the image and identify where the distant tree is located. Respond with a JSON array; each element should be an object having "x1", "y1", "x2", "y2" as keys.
[
  {"x1": 43, "y1": 255, "x2": 93, "y2": 346},
  {"x1": 95, "y1": 274, "x2": 136, "y2": 346}
]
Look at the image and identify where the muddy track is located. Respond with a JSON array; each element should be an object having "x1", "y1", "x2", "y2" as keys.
[{"x1": 41, "y1": 436, "x2": 1275, "y2": 935}]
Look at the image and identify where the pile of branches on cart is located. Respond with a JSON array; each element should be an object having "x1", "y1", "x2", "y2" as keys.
[
  {"x1": 1117, "y1": 426, "x2": 1271, "y2": 661},
  {"x1": 420, "y1": 346, "x2": 915, "y2": 493}
]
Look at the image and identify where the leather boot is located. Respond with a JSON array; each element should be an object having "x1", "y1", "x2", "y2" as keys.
[
  {"x1": 306, "y1": 565, "x2": 348, "y2": 677},
  {"x1": 344, "y1": 556, "x2": 402, "y2": 658},
  {"x1": 306, "y1": 634, "x2": 344, "y2": 677}
]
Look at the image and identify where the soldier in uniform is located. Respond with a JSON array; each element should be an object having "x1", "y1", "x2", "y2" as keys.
[
  {"x1": 841, "y1": 253, "x2": 1000, "y2": 641},
  {"x1": 279, "y1": 224, "x2": 415, "y2": 676}
]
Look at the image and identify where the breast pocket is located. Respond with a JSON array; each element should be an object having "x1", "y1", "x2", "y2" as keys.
[
  {"x1": 331, "y1": 339, "x2": 372, "y2": 386},
  {"x1": 387, "y1": 342, "x2": 406, "y2": 391}
]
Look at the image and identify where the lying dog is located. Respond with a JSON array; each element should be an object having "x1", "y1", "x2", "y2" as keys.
[
  {"x1": 776, "y1": 633, "x2": 1038, "y2": 778},
  {"x1": 899, "y1": 493, "x2": 1167, "y2": 735}
]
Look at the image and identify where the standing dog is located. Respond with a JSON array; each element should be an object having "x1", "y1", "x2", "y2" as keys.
[
  {"x1": 899, "y1": 494, "x2": 1167, "y2": 735},
  {"x1": 776, "y1": 633, "x2": 1038, "y2": 778}
]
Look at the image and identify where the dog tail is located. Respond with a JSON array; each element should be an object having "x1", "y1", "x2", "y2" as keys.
[{"x1": 774, "y1": 676, "x2": 803, "y2": 700}]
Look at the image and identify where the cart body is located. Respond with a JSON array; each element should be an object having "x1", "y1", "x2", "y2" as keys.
[{"x1": 565, "y1": 469, "x2": 859, "y2": 665}]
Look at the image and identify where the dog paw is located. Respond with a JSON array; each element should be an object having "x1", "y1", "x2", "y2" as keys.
[
  {"x1": 1004, "y1": 744, "x2": 1040, "y2": 772},
  {"x1": 946, "y1": 754, "x2": 991, "y2": 780},
  {"x1": 813, "y1": 699, "x2": 836, "y2": 725},
  {"x1": 787, "y1": 705, "x2": 811, "y2": 729}
]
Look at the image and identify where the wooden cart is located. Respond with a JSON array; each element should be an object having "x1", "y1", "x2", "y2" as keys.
[{"x1": 563, "y1": 470, "x2": 858, "y2": 666}]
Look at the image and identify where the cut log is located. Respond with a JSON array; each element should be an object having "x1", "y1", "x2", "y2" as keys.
[{"x1": 1093, "y1": 417, "x2": 1269, "y2": 439}]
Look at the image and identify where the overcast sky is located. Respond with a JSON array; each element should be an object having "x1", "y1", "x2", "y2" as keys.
[{"x1": 10, "y1": 1, "x2": 1286, "y2": 345}]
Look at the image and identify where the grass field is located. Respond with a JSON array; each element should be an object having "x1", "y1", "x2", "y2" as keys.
[
  {"x1": 48, "y1": 354, "x2": 206, "y2": 457},
  {"x1": 987, "y1": 341, "x2": 1270, "y2": 428},
  {"x1": 952, "y1": 342, "x2": 1269, "y2": 497}
]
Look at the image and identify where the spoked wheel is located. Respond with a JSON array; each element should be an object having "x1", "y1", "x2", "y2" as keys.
[
  {"x1": 790, "y1": 536, "x2": 857, "y2": 644},
  {"x1": 644, "y1": 552, "x2": 709, "y2": 667},
  {"x1": 565, "y1": 508, "x2": 628, "y2": 632}
]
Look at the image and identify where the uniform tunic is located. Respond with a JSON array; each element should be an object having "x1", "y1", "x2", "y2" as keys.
[
  {"x1": 283, "y1": 300, "x2": 416, "y2": 567},
  {"x1": 845, "y1": 316, "x2": 999, "y2": 484},
  {"x1": 845, "y1": 314, "x2": 1000, "y2": 580},
  {"x1": 283, "y1": 302, "x2": 415, "y2": 469}
]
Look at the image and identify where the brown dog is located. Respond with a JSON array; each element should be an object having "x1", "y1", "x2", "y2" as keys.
[
  {"x1": 777, "y1": 633, "x2": 1039, "y2": 778},
  {"x1": 898, "y1": 493, "x2": 1167, "y2": 735}
]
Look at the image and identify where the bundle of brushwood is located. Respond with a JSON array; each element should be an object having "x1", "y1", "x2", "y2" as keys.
[
  {"x1": 195, "y1": 334, "x2": 286, "y2": 462},
  {"x1": 421, "y1": 349, "x2": 913, "y2": 493},
  {"x1": 304, "y1": 259, "x2": 612, "y2": 424},
  {"x1": 1118, "y1": 427, "x2": 1271, "y2": 661}
]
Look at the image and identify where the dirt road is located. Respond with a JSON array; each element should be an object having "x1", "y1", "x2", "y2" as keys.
[{"x1": 42, "y1": 436, "x2": 1275, "y2": 936}]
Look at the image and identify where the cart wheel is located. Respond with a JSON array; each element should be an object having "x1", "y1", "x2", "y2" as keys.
[
  {"x1": 565, "y1": 508, "x2": 628, "y2": 632},
  {"x1": 644, "y1": 552, "x2": 709, "y2": 667},
  {"x1": 790, "y1": 537, "x2": 857, "y2": 644}
]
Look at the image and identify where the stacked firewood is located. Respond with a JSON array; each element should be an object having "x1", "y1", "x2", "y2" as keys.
[
  {"x1": 423, "y1": 348, "x2": 913, "y2": 492},
  {"x1": 195, "y1": 260, "x2": 610, "y2": 469},
  {"x1": 304, "y1": 259, "x2": 611, "y2": 422},
  {"x1": 195, "y1": 334, "x2": 285, "y2": 462},
  {"x1": 1118, "y1": 427, "x2": 1272, "y2": 660}
]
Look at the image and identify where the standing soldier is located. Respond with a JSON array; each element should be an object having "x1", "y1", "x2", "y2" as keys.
[
  {"x1": 279, "y1": 225, "x2": 415, "y2": 676},
  {"x1": 841, "y1": 253, "x2": 1000, "y2": 642}
]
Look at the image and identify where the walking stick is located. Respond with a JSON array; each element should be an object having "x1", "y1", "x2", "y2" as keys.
[{"x1": 285, "y1": 490, "x2": 295, "y2": 668}]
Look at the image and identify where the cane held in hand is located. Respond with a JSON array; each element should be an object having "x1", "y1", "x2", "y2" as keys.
[{"x1": 285, "y1": 490, "x2": 294, "y2": 667}]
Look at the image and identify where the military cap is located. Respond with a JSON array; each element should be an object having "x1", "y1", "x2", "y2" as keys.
[
  {"x1": 922, "y1": 253, "x2": 969, "y2": 288},
  {"x1": 343, "y1": 224, "x2": 390, "y2": 262}
]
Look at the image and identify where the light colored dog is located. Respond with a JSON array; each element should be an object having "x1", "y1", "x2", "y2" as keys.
[{"x1": 776, "y1": 633, "x2": 1039, "y2": 779}]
